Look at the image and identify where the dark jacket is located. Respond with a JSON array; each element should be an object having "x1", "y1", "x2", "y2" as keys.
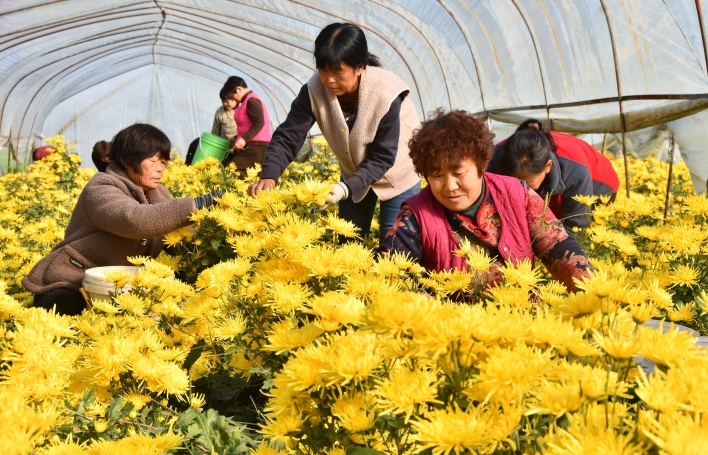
[
  {"x1": 22, "y1": 165, "x2": 194, "y2": 294},
  {"x1": 488, "y1": 144, "x2": 593, "y2": 232}
]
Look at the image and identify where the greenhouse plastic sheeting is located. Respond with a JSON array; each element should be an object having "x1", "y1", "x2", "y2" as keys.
[{"x1": 2, "y1": 0, "x2": 708, "y2": 169}]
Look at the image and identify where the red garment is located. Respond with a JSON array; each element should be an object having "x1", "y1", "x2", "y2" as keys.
[
  {"x1": 406, "y1": 173, "x2": 534, "y2": 272},
  {"x1": 551, "y1": 131, "x2": 619, "y2": 192},
  {"x1": 32, "y1": 145, "x2": 53, "y2": 161},
  {"x1": 234, "y1": 91, "x2": 272, "y2": 144}
]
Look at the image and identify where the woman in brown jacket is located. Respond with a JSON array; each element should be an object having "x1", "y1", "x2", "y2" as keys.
[{"x1": 22, "y1": 124, "x2": 222, "y2": 315}]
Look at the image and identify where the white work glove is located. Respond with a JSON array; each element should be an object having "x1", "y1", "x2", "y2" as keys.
[{"x1": 319, "y1": 182, "x2": 349, "y2": 211}]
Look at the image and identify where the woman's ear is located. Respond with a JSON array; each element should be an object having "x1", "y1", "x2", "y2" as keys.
[{"x1": 544, "y1": 159, "x2": 553, "y2": 175}]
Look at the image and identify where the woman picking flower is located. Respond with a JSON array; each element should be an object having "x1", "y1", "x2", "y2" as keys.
[
  {"x1": 23, "y1": 123, "x2": 222, "y2": 315},
  {"x1": 379, "y1": 110, "x2": 592, "y2": 292}
]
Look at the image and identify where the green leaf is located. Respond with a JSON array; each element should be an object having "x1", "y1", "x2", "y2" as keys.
[{"x1": 183, "y1": 338, "x2": 206, "y2": 372}]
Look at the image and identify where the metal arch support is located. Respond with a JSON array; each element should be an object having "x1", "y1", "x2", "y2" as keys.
[
  {"x1": 598, "y1": 0, "x2": 630, "y2": 199},
  {"x1": 695, "y1": 0, "x2": 708, "y2": 77},
  {"x1": 508, "y1": 0, "x2": 552, "y2": 130},
  {"x1": 436, "y1": 0, "x2": 488, "y2": 115},
  {"x1": 369, "y1": 0, "x2": 454, "y2": 110}
]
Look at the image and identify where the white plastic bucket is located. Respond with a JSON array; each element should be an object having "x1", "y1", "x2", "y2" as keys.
[{"x1": 82, "y1": 266, "x2": 139, "y2": 303}]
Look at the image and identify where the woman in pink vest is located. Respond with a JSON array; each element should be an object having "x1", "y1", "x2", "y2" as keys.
[
  {"x1": 221, "y1": 76, "x2": 272, "y2": 178},
  {"x1": 379, "y1": 110, "x2": 592, "y2": 292}
]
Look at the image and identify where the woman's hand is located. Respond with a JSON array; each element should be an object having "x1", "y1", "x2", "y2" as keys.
[
  {"x1": 247, "y1": 179, "x2": 276, "y2": 197},
  {"x1": 234, "y1": 137, "x2": 247, "y2": 150}
]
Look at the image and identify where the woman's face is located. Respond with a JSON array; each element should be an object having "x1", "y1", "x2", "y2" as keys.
[
  {"x1": 317, "y1": 62, "x2": 363, "y2": 97},
  {"x1": 222, "y1": 98, "x2": 237, "y2": 110},
  {"x1": 516, "y1": 159, "x2": 552, "y2": 191},
  {"x1": 127, "y1": 154, "x2": 167, "y2": 191},
  {"x1": 427, "y1": 158, "x2": 484, "y2": 212}
]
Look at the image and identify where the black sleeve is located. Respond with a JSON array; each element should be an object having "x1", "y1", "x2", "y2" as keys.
[
  {"x1": 558, "y1": 159, "x2": 593, "y2": 231},
  {"x1": 260, "y1": 84, "x2": 316, "y2": 182},
  {"x1": 344, "y1": 95, "x2": 403, "y2": 195},
  {"x1": 242, "y1": 98, "x2": 265, "y2": 144}
]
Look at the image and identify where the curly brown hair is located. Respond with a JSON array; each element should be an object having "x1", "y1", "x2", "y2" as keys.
[{"x1": 408, "y1": 108, "x2": 495, "y2": 178}]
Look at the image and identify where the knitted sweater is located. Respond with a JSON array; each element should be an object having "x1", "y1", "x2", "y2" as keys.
[
  {"x1": 22, "y1": 166, "x2": 194, "y2": 294},
  {"x1": 211, "y1": 105, "x2": 237, "y2": 141},
  {"x1": 307, "y1": 66, "x2": 421, "y2": 202}
]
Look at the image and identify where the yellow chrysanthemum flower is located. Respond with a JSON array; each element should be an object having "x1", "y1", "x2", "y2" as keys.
[
  {"x1": 525, "y1": 380, "x2": 584, "y2": 417},
  {"x1": 410, "y1": 405, "x2": 499, "y2": 455},
  {"x1": 667, "y1": 264, "x2": 700, "y2": 289},
  {"x1": 305, "y1": 291, "x2": 366, "y2": 332},
  {"x1": 331, "y1": 392, "x2": 375, "y2": 433},
  {"x1": 373, "y1": 365, "x2": 442, "y2": 421}
]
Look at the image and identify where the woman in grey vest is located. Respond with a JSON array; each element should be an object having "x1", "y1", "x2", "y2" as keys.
[{"x1": 247, "y1": 22, "x2": 421, "y2": 244}]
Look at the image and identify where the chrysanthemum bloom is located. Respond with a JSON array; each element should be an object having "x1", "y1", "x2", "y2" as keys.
[
  {"x1": 213, "y1": 314, "x2": 247, "y2": 340},
  {"x1": 410, "y1": 405, "x2": 500, "y2": 455},
  {"x1": 370, "y1": 254, "x2": 405, "y2": 280},
  {"x1": 666, "y1": 302, "x2": 696, "y2": 322},
  {"x1": 265, "y1": 322, "x2": 324, "y2": 354},
  {"x1": 114, "y1": 293, "x2": 148, "y2": 315},
  {"x1": 637, "y1": 323, "x2": 699, "y2": 367},
  {"x1": 474, "y1": 343, "x2": 556, "y2": 401},
  {"x1": 259, "y1": 410, "x2": 304, "y2": 444},
  {"x1": 420, "y1": 269, "x2": 476, "y2": 296},
  {"x1": 320, "y1": 331, "x2": 384, "y2": 387},
  {"x1": 254, "y1": 257, "x2": 310, "y2": 284},
  {"x1": 250, "y1": 442, "x2": 289, "y2": 455},
  {"x1": 575, "y1": 366, "x2": 631, "y2": 401},
  {"x1": 363, "y1": 289, "x2": 441, "y2": 339},
  {"x1": 372, "y1": 365, "x2": 441, "y2": 421},
  {"x1": 123, "y1": 390, "x2": 152, "y2": 411},
  {"x1": 323, "y1": 212, "x2": 359, "y2": 238},
  {"x1": 667, "y1": 264, "x2": 700, "y2": 289},
  {"x1": 276, "y1": 218, "x2": 324, "y2": 256},
  {"x1": 266, "y1": 282, "x2": 312, "y2": 314},
  {"x1": 342, "y1": 272, "x2": 399, "y2": 300},
  {"x1": 293, "y1": 177, "x2": 332, "y2": 206},
  {"x1": 640, "y1": 409, "x2": 708, "y2": 454},
  {"x1": 228, "y1": 232, "x2": 271, "y2": 258},
  {"x1": 84, "y1": 432, "x2": 185, "y2": 452},
  {"x1": 331, "y1": 392, "x2": 376, "y2": 433},
  {"x1": 279, "y1": 343, "x2": 331, "y2": 392},
  {"x1": 330, "y1": 242, "x2": 373, "y2": 275},
  {"x1": 86, "y1": 328, "x2": 143, "y2": 386},
  {"x1": 551, "y1": 290, "x2": 603, "y2": 330},
  {"x1": 484, "y1": 285, "x2": 534, "y2": 309},
  {"x1": 572, "y1": 194, "x2": 599, "y2": 207},
  {"x1": 130, "y1": 355, "x2": 189, "y2": 395},
  {"x1": 528, "y1": 310, "x2": 599, "y2": 357},
  {"x1": 525, "y1": 380, "x2": 584, "y2": 418},
  {"x1": 541, "y1": 417, "x2": 645, "y2": 455},
  {"x1": 628, "y1": 301, "x2": 659, "y2": 325},
  {"x1": 305, "y1": 291, "x2": 366, "y2": 332},
  {"x1": 592, "y1": 327, "x2": 640, "y2": 360},
  {"x1": 0, "y1": 390, "x2": 62, "y2": 454},
  {"x1": 499, "y1": 259, "x2": 541, "y2": 289},
  {"x1": 635, "y1": 368, "x2": 690, "y2": 414}
]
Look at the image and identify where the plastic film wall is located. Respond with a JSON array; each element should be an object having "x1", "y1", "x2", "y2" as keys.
[{"x1": 1, "y1": 0, "x2": 708, "y2": 169}]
